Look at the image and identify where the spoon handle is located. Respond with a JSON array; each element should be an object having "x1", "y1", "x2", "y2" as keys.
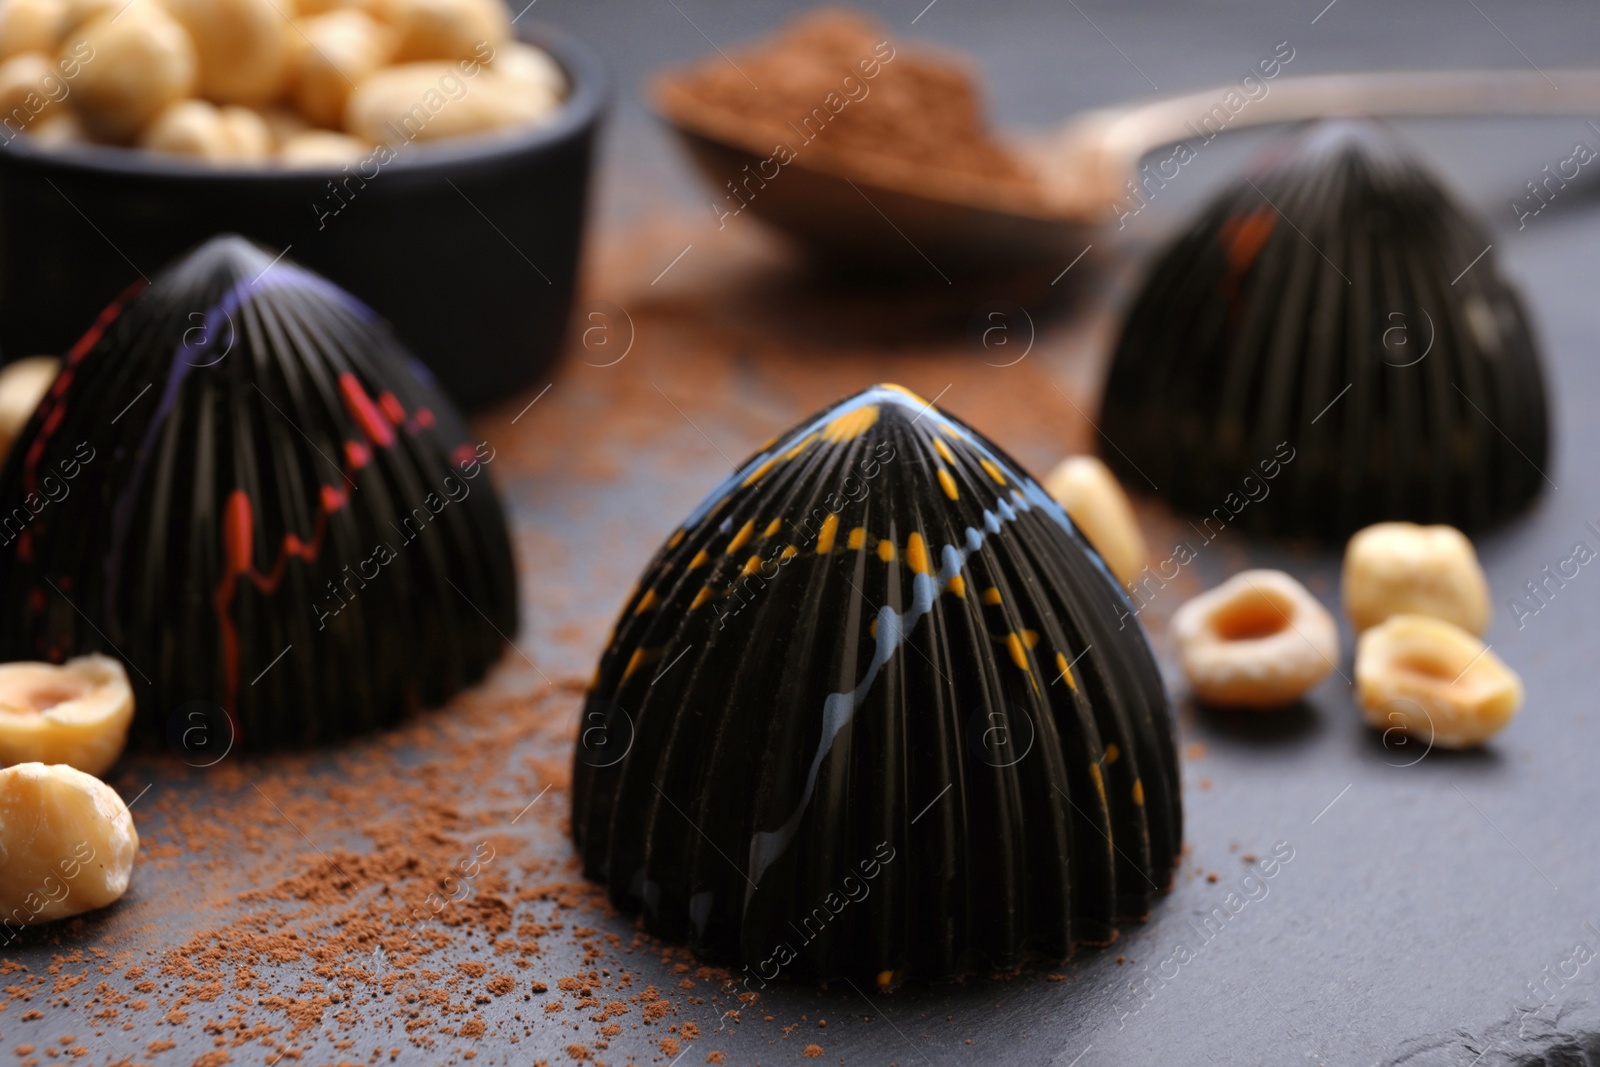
[{"x1": 1049, "y1": 69, "x2": 1600, "y2": 211}]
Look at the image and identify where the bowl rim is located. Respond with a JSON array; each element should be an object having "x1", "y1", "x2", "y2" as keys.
[{"x1": 0, "y1": 19, "x2": 609, "y2": 180}]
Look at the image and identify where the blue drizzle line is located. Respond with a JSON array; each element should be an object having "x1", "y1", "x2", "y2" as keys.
[{"x1": 745, "y1": 490, "x2": 1040, "y2": 896}]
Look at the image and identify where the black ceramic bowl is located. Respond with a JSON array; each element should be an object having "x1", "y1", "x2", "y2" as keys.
[{"x1": 0, "y1": 22, "x2": 606, "y2": 410}]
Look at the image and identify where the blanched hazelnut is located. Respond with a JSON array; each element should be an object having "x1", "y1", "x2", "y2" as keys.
[
  {"x1": 255, "y1": 103, "x2": 305, "y2": 146},
  {"x1": 26, "y1": 102, "x2": 80, "y2": 143},
  {"x1": 0, "y1": 655, "x2": 134, "y2": 776},
  {"x1": 0, "y1": 355, "x2": 59, "y2": 458},
  {"x1": 278, "y1": 126, "x2": 365, "y2": 164},
  {"x1": 159, "y1": 0, "x2": 291, "y2": 104},
  {"x1": 369, "y1": 0, "x2": 506, "y2": 62},
  {"x1": 1343, "y1": 521, "x2": 1490, "y2": 634},
  {"x1": 1356, "y1": 614, "x2": 1520, "y2": 748},
  {"x1": 345, "y1": 59, "x2": 545, "y2": 145},
  {"x1": 0, "y1": 0, "x2": 64, "y2": 60},
  {"x1": 0, "y1": 50, "x2": 66, "y2": 134},
  {"x1": 1043, "y1": 455, "x2": 1147, "y2": 586},
  {"x1": 0, "y1": 762, "x2": 138, "y2": 927},
  {"x1": 139, "y1": 97, "x2": 229, "y2": 157},
  {"x1": 487, "y1": 39, "x2": 562, "y2": 102},
  {"x1": 217, "y1": 103, "x2": 270, "y2": 158},
  {"x1": 65, "y1": 6, "x2": 196, "y2": 143},
  {"x1": 289, "y1": 9, "x2": 393, "y2": 128},
  {"x1": 1172, "y1": 569, "x2": 1339, "y2": 708}
]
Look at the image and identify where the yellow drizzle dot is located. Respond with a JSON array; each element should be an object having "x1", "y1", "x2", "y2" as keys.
[
  {"x1": 848, "y1": 527, "x2": 867, "y2": 550},
  {"x1": 689, "y1": 548, "x2": 711, "y2": 570},
  {"x1": 816, "y1": 513, "x2": 839, "y2": 554},
  {"x1": 870, "y1": 617, "x2": 878, "y2": 639},
  {"x1": 741, "y1": 554, "x2": 763, "y2": 577},
  {"x1": 876, "y1": 970, "x2": 895, "y2": 989},
  {"x1": 763, "y1": 517, "x2": 783, "y2": 538},
  {"x1": 905, "y1": 532, "x2": 930, "y2": 575},
  {"x1": 690, "y1": 586, "x2": 715, "y2": 610},
  {"x1": 1105, "y1": 743, "x2": 1120, "y2": 764},
  {"x1": 947, "y1": 574, "x2": 967, "y2": 598},
  {"x1": 1021, "y1": 629, "x2": 1039, "y2": 648},
  {"x1": 1132, "y1": 779, "x2": 1145, "y2": 805},
  {"x1": 780, "y1": 545, "x2": 798, "y2": 561},
  {"x1": 822, "y1": 404, "x2": 880, "y2": 443},
  {"x1": 982, "y1": 587, "x2": 1002, "y2": 605},
  {"x1": 633, "y1": 589, "x2": 659, "y2": 615},
  {"x1": 742, "y1": 457, "x2": 778, "y2": 486},
  {"x1": 877, "y1": 382, "x2": 929, "y2": 406},
  {"x1": 726, "y1": 519, "x2": 756, "y2": 555},
  {"x1": 1089, "y1": 762, "x2": 1107, "y2": 807},
  {"x1": 937, "y1": 467, "x2": 959, "y2": 501},
  {"x1": 932, "y1": 437, "x2": 955, "y2": 464},
  {"x1": 980, "y1": 458, "x2": 1007, "y2": 486},
  {"x1": 877, "y1": 539, "x2": 897, "y2": 563},
  {"x1": 1055, "y1": 651, "x2": 1078, "y2": 691},
  {"x1": 1005, "y1": 632, "x2": 1030, "y2": 671},
  {"x1": 622, "y1": 646, "x2": 663, "y2": 682},
  {"x1": 666, "y1": 529, "x2": 685, "y2": 549}
]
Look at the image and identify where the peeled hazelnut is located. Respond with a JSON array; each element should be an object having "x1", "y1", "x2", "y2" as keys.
[
  {"x1": 1043, "y1": 455, "x2": 1147, "y2": 586},
  {"x1": 346, "y1": 58, "x2": 547, "y2": 145},
  {"x1": 369, "y1": 0, "x2": 506, "y2": 62},
  {"x1": 0, "y1": 762, "x2": 138, "y2": 927},
  {"x1": 0, "y1": 655, "x2": 134, "y2": 776},
  {"x1": 0, "y1": 51, "x2": 64, "y2": 133},
  {"x1": 0, "y1": 0, "x2": 64, "y2": 60},
  {"x1": 486, "y1": 39, "x2": 562, "y2": 112},
  {"x1": 26, "y1": 102, "x2": 80, "y2": 143},
  {"x1": 278, "y1": 126, "x2": 366, "y2": 164},
  {"x1": 65, "y1": 6, "x2": 196, "y2": 143},
  {"x1": 0, "y1": 355, "x2": 59, "y2": 459},
  {"x1": 255, "y1": 103, "x2": 305, "y2": 147},
  {"x1": 1172, "y1": 569, "x2": 1339, "y2": 709},
  {"x1": 139, "y1": 97, "x2": 230, "y2": 157},
  {"x1": 289, "y1": 9, "x2": 393, "y2": 128},
  {"x1": 217, "y1": 103, "x2": 271, "y2": 159},
  {"x1": 159, "y1": 0, "x2": 290, "y2": 104},
  {"x1": 1356, "y1": 614, "x2": 1521, "y2": 748},
  {"x1": 1343, "y1": 521, "x2": 1490, "y2": 634}
]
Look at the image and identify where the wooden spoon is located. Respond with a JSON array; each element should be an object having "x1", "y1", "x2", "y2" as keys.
[{"x1": 654, "y1": 68, "x2": 1600, "y2": 271}]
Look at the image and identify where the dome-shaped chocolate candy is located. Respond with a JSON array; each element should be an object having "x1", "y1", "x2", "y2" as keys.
[
  {"x1": 0, "y1": 236, "x2": 517, "y2": 750},
  {"x1": 1101, "y1": 120, "x2": 1551, "y2": 539},
  {"x1": 572, "y1": 384, "x2": 1180, "y2": 982}
]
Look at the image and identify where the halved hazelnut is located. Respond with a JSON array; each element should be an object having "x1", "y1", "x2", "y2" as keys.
[
  {"x1": 0, "y1": 654, "x2": 134, "y2": 776},
  {"x1": 0, "y1": 354, "x2": 59, "y2": 460},
  {"x1": 1172, "y1": 569, "x2": 1339, "y2": 708},
  {"x1": 0, "y1": 762, "x2": 138, "y2": 928},
  {"x1": 1356, "y1": 614, "x2": 1521, "y2": 748}
]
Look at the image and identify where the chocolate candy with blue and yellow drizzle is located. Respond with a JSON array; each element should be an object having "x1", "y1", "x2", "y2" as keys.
[
  {"x1": 572, "y1": 384, "x2": 1181, "y2": 983},
  {"x1": 0, "y1": 235, "x2": 516, "y2": 749}
]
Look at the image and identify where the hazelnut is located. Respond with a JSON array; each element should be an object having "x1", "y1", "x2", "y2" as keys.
[
  {"x1": 25, "y1": 101, "x2": 80, "y2": 143},
  {"x1": 289, "y1": 9, "x2": 394, "y2": 128},
  {"x1": 159, "y1": 0, "x2": 291, "y2": 104},
  {"x1": 65, "y1": 6, "x2": 196, "y2": 143},
  {"x1": 369, "y1": 0, "x2": 506, "y2": 63},
  {"x1": 1343, "y1": 521, "x2": 1490, "y2": 634},
  {"x1": 0, "y1": 762, "x2": 138, "y2": 927},
  {"x1": 0, "y1": 355, "x2": 59, "y2": 459},
  {"x1": 139, "y1": 96, "x2": 230, "y2": 157},
  {"x1": 278, "y1": 126, "x2": 366, "y2": 164},
  {"x1": 345, "y1": 58, "x2": 546, "y2": 145},
  {"x1": 0, "y1": 654, "x2": 134, "y2": 776},
  {"x1": 0, "y1": 50, "x2": 64, "y2": 134},
  {"x1": 1042, "y1": 455, "x2": 1147, "y2": 586},
  {"x1": 487, "y1": 39, "x2": 562, "y2": 103},
  {"x1": 1172, "y1": 569, "x2": 1339, "y2": 708},
  {"x1": 217, "y1": 103, "x2": 271, "y2": 158},
  {"x1": 254, "y1": 103, "x2": 306, "y2": 147},
  {"x1": 1356, "y1": 614, "x2": 1521, "y2": 749},
  {"x1": 0, "y1": 0, "x2": 64, "y2": 60}
]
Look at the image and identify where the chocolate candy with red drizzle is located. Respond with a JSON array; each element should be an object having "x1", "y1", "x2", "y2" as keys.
[
  {"x1": 0, "y1": 235, "x2": 516, "y2": 750},
  {"x1": 571, "y1": 384, "x2": 1181, "y2": 983},
  {"x1": 1100, "y1": 120, "x2": 1550, "y2": 540}
]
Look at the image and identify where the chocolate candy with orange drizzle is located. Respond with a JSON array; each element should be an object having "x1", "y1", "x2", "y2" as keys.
[{"x1": 0, "y1": 235, "x2": 516, "y2": 749}]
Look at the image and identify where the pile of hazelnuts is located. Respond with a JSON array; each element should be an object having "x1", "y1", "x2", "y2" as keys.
[{"x1": 0, "y1": 0, "x2": 565, "y2": 165}]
